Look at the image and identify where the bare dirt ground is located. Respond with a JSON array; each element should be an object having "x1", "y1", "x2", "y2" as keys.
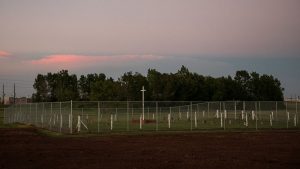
[{"x1": 0, "y1": 128, "x2": 300, "y2": 169}]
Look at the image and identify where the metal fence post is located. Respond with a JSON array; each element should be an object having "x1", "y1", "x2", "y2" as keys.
[
  {"x1": 243, "y1": 101, "x2": 245, "y2": 122},
  {"x1": 156, "y1": 102, "x2": 158, "y2": 131},
  {"x1": 258, "y1": 101, "x2": 261, "y2": 121},
  {"x1": 35, "y1": 103, "x2": 37, "y2": 126},
  {"x1": 255, "y1": 102, "x2": 257, "y2": 112},
  {"x1": 29, "y1": 103, "x2": 31, "y2": 124},
  {"x1": 21, "y1": 104, "x2": 23, "y2": 123},
  {"x1": 127, "y1": 101, "x2": 129, "y2": 131},
  {"x1": 208, "y1": 102, "x2": 210, "y2": 118},
  {"x1": 286, "y1": 101, "x2": 288, "y2": 129},
  {"x1": 286, "y1": 100, "x2": 288, "y2": 113},
  {"x1": 24, "y1": 105, "x2": 28, "y2": 123},
  {"x1": 19, "y1": 104, "x2": 21, "y2": 122},
  {"x1": 42, "y1": 103, "x2": 44, "y2": 128},
  {"x1": 296, "y1": 99, "x2": 298, "y2": 127},
  {"x1": 111, "y1": 114, "x2": 114, "y2": 131},
  {"x1": 59, "y1": 102, "x2": 62, "y2": 133},
  {"x1": 147, "y1": 107, "x2": 150, "y2": 120},
  {"x1": 275, "y1": 101, "x2": 278, "y2": 120},
  {"x1": 287, "y1": 111, "x2": 289, "y2": 129},
  {"x1": 255, "y1": 102, "x2": 258, "y2": 130},
  {"x1": 115, "y1": 108, "x2": 118, "y2": 122},
  {"x1": 234, "y1": 101, "x2": 237, "y2": 120},
  {"x1": 190, "y1": 102, "x2": 193, "y2": 131},
  {"x1": 179, "y1": 106, "x2": 181, "y2": 120},
  {"x1": 70, "y1": 100, "x2": 73, "y2": 134},
  {"x1": 255, "y1": 107, "x2": 258, "y2": 131},
  {"x1": 224, "y1": 110, "x2": 226, "y2": 130},
  {"x1": 3, "y1": 108, "x2": 5, "y2": 124},
  {"x1": 98, "y1": 101, "x2": 100, "y2": 133}
]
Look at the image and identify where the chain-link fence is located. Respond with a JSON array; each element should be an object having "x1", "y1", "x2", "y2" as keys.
[
  {"x1": 0, "y1": 108, "x2": 4, "y2": 126},
  {"x1": 3, "y1": 101, "x2": 299, "y2": 133}
]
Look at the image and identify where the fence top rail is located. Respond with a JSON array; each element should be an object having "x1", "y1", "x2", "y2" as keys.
[
  {"x1": 4, "y1": 100, "x2": 293, "y2": 109},
  {"x1": 7, "y1": 100, "x2": 291, "y2": 103}
]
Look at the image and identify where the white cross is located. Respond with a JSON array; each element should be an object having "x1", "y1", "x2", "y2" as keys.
[{"x1": 141, "y1": 86, "x2": 146, "y2": 120}]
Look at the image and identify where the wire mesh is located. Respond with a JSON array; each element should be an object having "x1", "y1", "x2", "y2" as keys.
[{"x1": 3, "y1": 101, "x2": 299, "y2": 133}]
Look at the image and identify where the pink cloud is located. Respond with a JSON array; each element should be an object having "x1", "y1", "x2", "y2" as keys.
[
  {"x1": 0, "y1": 50, "x2": 11, "y2": 57},
  {"x1": 31, "y1": 55, "x2": 94, "y2": 65},
  {"x1": 29, "y1": 54, "x2": 164, "y2": 68}
]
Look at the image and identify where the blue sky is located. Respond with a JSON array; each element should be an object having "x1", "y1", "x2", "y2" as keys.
[{"x1": 0, "y1": 0, "x2": 299, "y2": 98}]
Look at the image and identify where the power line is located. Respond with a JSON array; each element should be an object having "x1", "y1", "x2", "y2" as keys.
[
  {"x1": 0, "y1": 78, "x2": 33, "y2": 83},
  {"x1": 0, "y1": 81, "x2": 33, "y2": 87},
  {"x1": 0, "y1": 81, "x2": 33, "y2": 86}
]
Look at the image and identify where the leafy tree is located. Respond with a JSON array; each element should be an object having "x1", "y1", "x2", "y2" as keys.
[
  {"x1": 33, "y1": 70, "x2": 79, "y2": 101},
  {"x1": 147, "y1": 69, "x2": 163, "y2": 100},
  {"x1": 120, "y1": 72, "x2": 149, "y2": 101},
  {"x1": 234, "y1": 70, "x2": 251, "y2": 100},
  {"x1": 78, "y1": 73, "x2": 106, "y2": 100},
  {"x1": 33, "y1": 68, "x2": 284, "y2": 102},
  {"x1": 32, "y1": 74, "x2": 49, "y2": 102}
]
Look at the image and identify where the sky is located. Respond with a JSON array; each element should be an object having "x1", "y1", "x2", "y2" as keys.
[{"x1": 0, "y1": 0, "x2": 300, "y2": 99}]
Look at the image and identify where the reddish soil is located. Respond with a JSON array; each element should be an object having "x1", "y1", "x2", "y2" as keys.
[
  {"x1": 132, "y1": 119, "x2": 157, "y2": 124},
  {"x1": 0, "y1": 128, "x2": 300, "y2": 169}
]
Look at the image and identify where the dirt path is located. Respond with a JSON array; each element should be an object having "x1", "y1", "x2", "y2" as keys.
[{"x1": 1, "y1": 128, "x2": 300, "y2": 169}]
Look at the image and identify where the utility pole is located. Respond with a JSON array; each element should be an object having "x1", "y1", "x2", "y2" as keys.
[{"x1": 13, "y1": 83, "x2": 16, "y2": 104}]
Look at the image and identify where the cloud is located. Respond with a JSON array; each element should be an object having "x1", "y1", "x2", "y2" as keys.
[
  {"x1": 0, "y1": 50, "x2": 11, "y2": 58},
  {"x1": 29, "y1": 54, "x2": 165, "y2": 68}
]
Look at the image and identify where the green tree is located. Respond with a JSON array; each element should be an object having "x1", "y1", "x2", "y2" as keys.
[
  {"x1": 234, "y1": 70, "x2": 251, "y2": 100},
  {"x1": 147, "y1": 69, "x2": 163, "y2": 100},
  {"x1": 33, "y1": 68, "x2": 284, "y2": 102},
  {"x1": 32, "y1": 74, "x2": 49, "y2": 102},
  {"x1": 120, "y1": 72, "x2": 149, "y2": 101}
]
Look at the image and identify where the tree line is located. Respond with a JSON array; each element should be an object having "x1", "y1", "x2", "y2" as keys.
[{"x1": 32, "y1": 66, "x2": 284, "y2": 102}]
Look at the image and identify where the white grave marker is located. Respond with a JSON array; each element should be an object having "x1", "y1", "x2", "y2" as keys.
[
  {"x1": 270, "y1": 114, "x2": 272, "y2": 127},
  {"x1": 111, "y1": 114, "x2": 113, "y2": 130},
  {"x1": 271, "y1": 112, "x2": 274, "y2": 120},
  {"x1": 77, "y1": 115, "x2": 81, "y2": 132},
  {"x1": 139, "y1": 115, "x2": 142, "y2": 129},
  {"x1": 242, "y1": 110, "x2": 244, "y2": 120},
  {"x1": 220, "y1": 113, "x2": 223, "y2": 127},
  {"x1": 168, "y1": 113, "x2": 171, "y2": 129},
  {"x1": 245, "y1": 113, "x2": 248, "y2": 127}
]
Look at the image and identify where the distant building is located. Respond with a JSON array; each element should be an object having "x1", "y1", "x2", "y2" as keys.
[
  {"x1": 284, "y1": 98, "x2": 300, "y2": 103},
  {"x1": 3, "y1": 96, "x2": 32, "y2": 105},
  {"x1": 3, "y1": 96, "x2": 13, "y2": 105}
]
